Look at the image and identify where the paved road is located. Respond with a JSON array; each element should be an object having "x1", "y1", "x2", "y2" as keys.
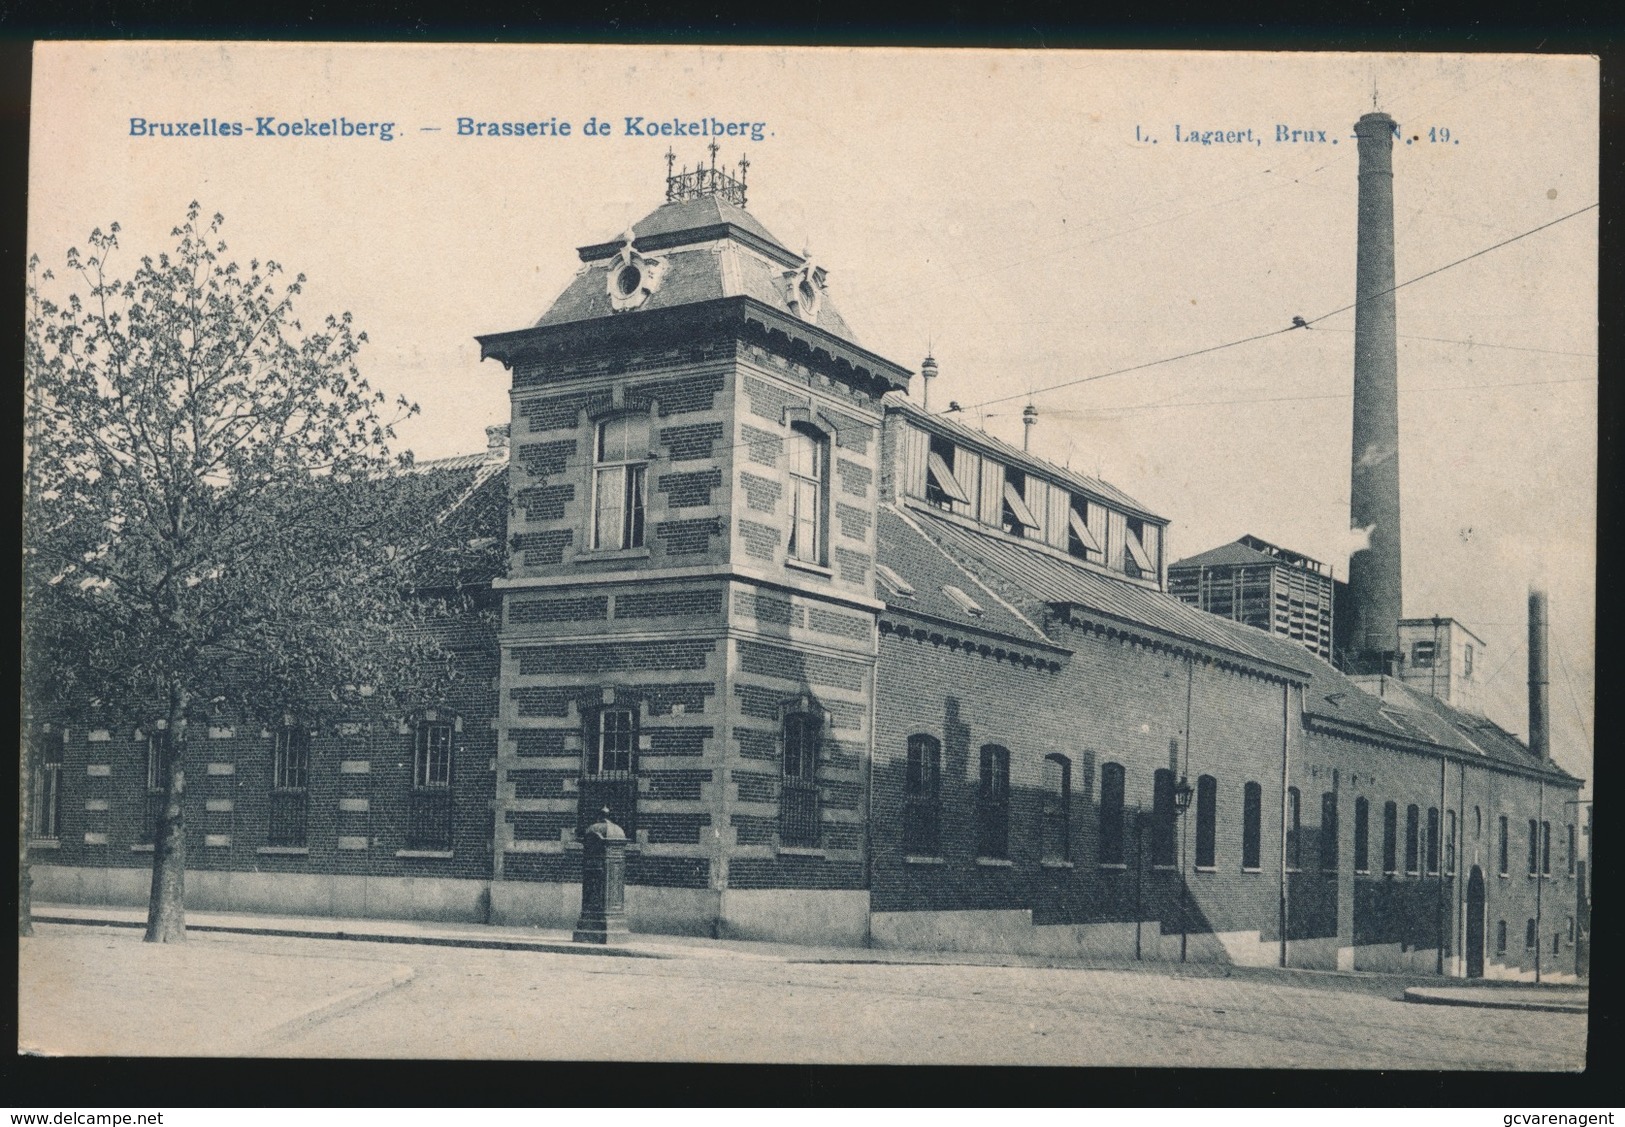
[{"x1": 19, "y1": 923, "x2": 1586, "y2": 1069}]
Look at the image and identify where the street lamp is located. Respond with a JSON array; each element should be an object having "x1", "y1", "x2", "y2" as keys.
[{"x1": 1173, "y1": 775, "x2": 1194, "y2": 962}]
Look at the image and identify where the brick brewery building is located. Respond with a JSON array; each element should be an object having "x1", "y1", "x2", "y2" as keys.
[{"x1": 26, "y1": 123, "x2": 1586, "y2": 980}]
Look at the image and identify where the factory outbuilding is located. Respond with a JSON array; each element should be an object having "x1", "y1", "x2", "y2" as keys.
[{"x1": 26, "y1": 148, "x2": 1584, "y2": 981}]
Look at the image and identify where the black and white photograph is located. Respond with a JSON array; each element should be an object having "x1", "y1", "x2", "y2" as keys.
[{"x1": 18, "y1": 43, "x2": 1597, "y2": 1072}]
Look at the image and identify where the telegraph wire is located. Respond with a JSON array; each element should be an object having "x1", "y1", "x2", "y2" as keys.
[
  {"x1": 965, "y1": 201, "x2": 1598, "y2": 412},
  {"x1": 1553, "y1": 638, "x2": 1593, "y2": 745}
]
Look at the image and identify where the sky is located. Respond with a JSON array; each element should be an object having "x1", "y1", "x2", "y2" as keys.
[{"x1": 28, "y1": 45, "x2": 1597, "y2": 787}]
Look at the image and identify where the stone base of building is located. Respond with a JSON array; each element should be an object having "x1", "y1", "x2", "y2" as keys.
[{"x1": 30, "y1": 863, "x2": 492, "y2": 924}]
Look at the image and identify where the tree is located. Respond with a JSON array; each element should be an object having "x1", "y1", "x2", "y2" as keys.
[{"x1": 23, "y1": 204, "x2": 466, "y2": 942}]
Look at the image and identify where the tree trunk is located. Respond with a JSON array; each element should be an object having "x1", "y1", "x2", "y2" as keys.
[
  {"x1": 144, "y1": 690, "x2": 190, "y2": 943},
  {"x1": 19, "y1": 727, "x2": 34, "y2": 938}
]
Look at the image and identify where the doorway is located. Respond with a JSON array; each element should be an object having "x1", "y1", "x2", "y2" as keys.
[{"x1": 1465, "y1": 865, "x2": 1486, "y2": 978}]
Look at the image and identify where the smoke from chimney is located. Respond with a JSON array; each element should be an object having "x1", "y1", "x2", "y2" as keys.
[{"x1": 1346, "y1": 111, "x2": 1405, "y2": 662}]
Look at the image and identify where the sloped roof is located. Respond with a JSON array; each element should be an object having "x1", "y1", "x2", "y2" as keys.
[
  {"x1": 902, "y1": 504, "x2": 1300, "y2": 672},
  {"x1": 1168, "y1": 539, "x2": 1283, "y2": 571},
  {"x1": 885, "y1": 397, "x2": 1160, "y2": 521},
  {"x1": 395, "y1": 453, "x2": 509, "y2": 589},
  {"x1": 874, "y1": 505, "x2": 1060, "y2": 650},
  {"x1": 533, "y1": 195, "x2": 857, "y2": 341}
]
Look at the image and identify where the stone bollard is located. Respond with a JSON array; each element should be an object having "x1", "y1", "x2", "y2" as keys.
[{"x1": 573, "y1": 807, "x2": 629, "y2": 944}]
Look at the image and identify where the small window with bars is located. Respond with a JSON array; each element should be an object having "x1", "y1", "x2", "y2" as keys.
[
  {"x1": 269, "y1": 726, "x2": 311, "y2": 848},
  {"x1": 780, "y1": 712, "x2": 821, "y2": 847},
  {"x1": 31, "y1": 729, "x2": 64, "y2": 841},
  {"x1": 408, "y1": 721, "x2": 454, "y2": 850},
  {"x1": 579, "y1": 705, "x2": 638, "y2": 837}
]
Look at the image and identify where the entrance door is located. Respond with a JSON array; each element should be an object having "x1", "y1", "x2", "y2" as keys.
[{"x1": 1465, "y1": 865, "x2": 1486, "y2": 978}]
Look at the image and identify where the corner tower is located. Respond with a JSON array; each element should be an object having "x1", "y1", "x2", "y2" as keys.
[{"x1": 477, "y1": 152, "x2": 911, "y2": 941}]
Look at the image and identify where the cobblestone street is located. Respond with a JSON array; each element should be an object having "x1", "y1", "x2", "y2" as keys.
[{"x1": 18, "y1": 921, "x2": 1587, "y2": 1069}]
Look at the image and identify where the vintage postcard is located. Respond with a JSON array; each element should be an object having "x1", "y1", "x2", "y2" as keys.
[{"x1": 20, "y1": 44, "x2": 1595, "y2": 1070}]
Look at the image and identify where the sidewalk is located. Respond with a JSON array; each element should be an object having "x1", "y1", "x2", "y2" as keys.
[{"x1": 1403, "y1": 984, "x2": 1589, "y2": 1013}]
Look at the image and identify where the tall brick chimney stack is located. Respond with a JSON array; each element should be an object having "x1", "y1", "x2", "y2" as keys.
[
  {"x1": 1528, "y1": 587, "x2": 1551, "y2": 762},
  {"x1": 1347, "y1": 111, "x2": 1404, "y2": 665}
]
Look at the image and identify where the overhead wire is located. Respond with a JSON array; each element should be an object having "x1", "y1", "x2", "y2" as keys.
[{"x1": 965, "y1": 202, "x2": 1597, "y2": 412}]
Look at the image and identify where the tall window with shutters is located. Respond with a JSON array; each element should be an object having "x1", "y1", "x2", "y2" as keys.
[
  {"x1": 786, "y1": 423, "x2": 830, "y2": 566},
  {"x1": 592, "y1": 416, "x2": 648, "y2": 551},
  {"x1": 1152, "y1": 768, "x2": 1177, "y2": 868}
]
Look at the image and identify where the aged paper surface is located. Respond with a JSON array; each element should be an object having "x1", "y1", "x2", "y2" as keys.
[{"x1": 22, "y1": 44, "x2": 1595, "y2": 1067}]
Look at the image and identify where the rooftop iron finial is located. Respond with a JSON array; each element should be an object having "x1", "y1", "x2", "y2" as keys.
[{"x1": 665, "y1": 147, "x2": 751, "y2": 208}]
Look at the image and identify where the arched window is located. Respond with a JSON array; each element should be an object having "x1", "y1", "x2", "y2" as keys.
[
  {"x1": 1321, "y1": 792, "x2": 1339, "y2": 873},
  {"x1": 1474, "y1": 805, "x2": 1482, "y2": 838},
  {"x1": 269, "y1": 725, "x2": 311, "y2": 848},
  {"x1": 592, "y1": 415, "x2": 648, "y2": 551},
  {"x1": 1195, "y1": 774, "x2": 1218, "y2": 869},
  {"x1": 787, "y1": 423, "x2": 830, "y2": 565},
  {"x1": 780, "y1": 711, "x2": 822, "y2": 847},
  {"x1": 1541, "y1": 820, "x2": 1551, "y2": 876},
  {"x1": 1152, "y1": 768, "x2": 1177, "y2": 867},
  {"x1": 1382, "y1": 801, "x2": 1399, "y2": 875},
  {"x1": 1496, "y1": 920, "x2": 1507, "y2": 955},
  {"x1": 1405, "y1": 804, "x2": 1420, "y2": 875},
  {"x1": 1286, "y1": 786, "x2": 1302, "y2": 871},
  {"x1": 1498, "y1": 815, "x2": 1509, "y2": 875},
  {"x1": 1353, "y1": 796, "x2": 1370, "y2": 874},
  {"x1": 1040, "y1": 754, "x2": 1071, "y2": 863},
  {"x1": 1446, "y1": 809, "x2": 1457, "y2": 875},
  {"x1": 903, "y1": 734, "x2": 942, "y2": 856},
  {"x1": 408, "y1": 717, "x2": 454, "y2": 850},
  {"x1": 1567, "y1": 824, "x2": 1577, "y2": 877},
  {"x1": 1527, "y1": 818, "x2": 1539, "y2": 876},
  {"x1": 1099, "y1": 762, "x2": 1126, "y2": 865},
  {"x1": 1242, "y1": 781, "x2": 1263, "y2": 871},
  {"x1": 976, "y1": 745, "x2": 1010, "y2": 860},
  {"x1": 1426, "y1": 807, "x2": 1440, "y2": 875}
]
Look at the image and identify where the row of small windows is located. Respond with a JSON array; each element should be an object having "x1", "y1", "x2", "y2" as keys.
[
  {"x1": 589, "y1": 415, "x2": 833, "y2": 567},
  {"x1": 902, "y1": 737, "x2": 1071, "y2": 863},
  {"x1": 1494, "y1": 917, "x2": 1577, "y2": 957},
  {"x1": 896, "y1": 424, "x2": 1162, "y2": 580}
]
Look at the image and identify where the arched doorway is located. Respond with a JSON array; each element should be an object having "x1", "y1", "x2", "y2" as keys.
[{"x1": 1465, "y1": 865, "x2": 1486, "y2": 978}]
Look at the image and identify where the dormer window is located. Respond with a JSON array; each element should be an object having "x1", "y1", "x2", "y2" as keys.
[
  {"x1": 787, "y1": 423, "x2": 830, "y2": 566},
  {"x1": 1125, "y1": 517, "x2": 1157, "y2": 579},
  {"x1": 925, "y1": 435, "x2": 970, "y2": 511},
  {"x1": 1001, "y1": 468, "x2": 1040, "y2": 538},
  {"x1": 942, "y1": 584, "x2": 984, "y2": 617},
  {"x1": 593, "y1": 416, "x2": 648, "y2": 551},
  {"x1": 1067, "y1": 495, "x2": 1103, "y2": 561}
]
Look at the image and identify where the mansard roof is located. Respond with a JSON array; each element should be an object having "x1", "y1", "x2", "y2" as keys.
[{"x1": 531, "y1": 194, "x2": 859, "y2": 342}]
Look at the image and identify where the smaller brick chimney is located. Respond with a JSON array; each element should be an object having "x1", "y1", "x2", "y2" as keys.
[{"x1": 485, "y1": 423, "x2": 511, "y2": 463}]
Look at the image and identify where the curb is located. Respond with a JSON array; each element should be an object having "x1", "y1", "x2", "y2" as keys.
[
  {"x1": 1401, "y1": 987, "x2": 1587, "y2": 1014},
  {"x1": 33, "y1": 914, "x2": 673, "y2": 960}
]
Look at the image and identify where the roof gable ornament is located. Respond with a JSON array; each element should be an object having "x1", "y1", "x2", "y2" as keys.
[
  {"x1": 606, "y1": 227, "x2": 666, "y2": 312},
  {"x1": 784, "y1": 247, "x2": 827, "y2": 323},
  {"x1": 665, "y1": 143, "x2": 750, "y2": 208}
]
